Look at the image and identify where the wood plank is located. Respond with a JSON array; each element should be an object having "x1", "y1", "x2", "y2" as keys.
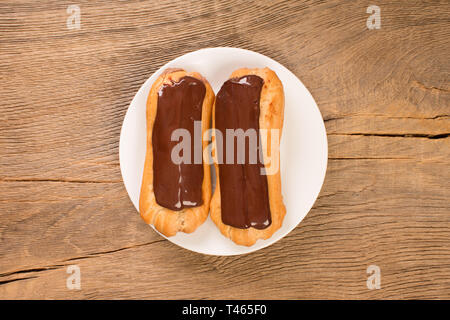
[
  {"x1": 0, "y1": 0, "x2": 449, "y2": 299},
  {"x1": 1, "y1": 156, "x2": 448, "y2": 298}
]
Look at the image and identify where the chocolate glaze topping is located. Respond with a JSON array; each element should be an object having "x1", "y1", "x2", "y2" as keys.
[
  {"x1": 215, "y1": 75, "x2": 272, "y2": 229},
  {"x1": 152, "y1": 76, "x2": 205, "y2": 211}
]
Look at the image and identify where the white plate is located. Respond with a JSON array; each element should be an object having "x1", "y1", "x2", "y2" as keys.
[{"x1": 119, "y1": 47, "x2": 327, "y2": 255}]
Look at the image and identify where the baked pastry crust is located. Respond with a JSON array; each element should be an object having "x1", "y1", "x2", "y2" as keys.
[
  {"x1": 210, "y1": 67, "x2": 286, "y2": 246},
  {"x1": 139, "y1": 69, "x2": 214, "y2": 237}
]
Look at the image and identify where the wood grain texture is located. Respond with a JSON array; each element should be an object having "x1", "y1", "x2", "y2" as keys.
[{"x1": 0, "y1": 0, "x2": 449, "y2": 299}]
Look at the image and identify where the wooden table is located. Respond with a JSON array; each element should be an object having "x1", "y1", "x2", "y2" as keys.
[{"x1": 1, "y1": 0, "x2": 449, "y2": 299}]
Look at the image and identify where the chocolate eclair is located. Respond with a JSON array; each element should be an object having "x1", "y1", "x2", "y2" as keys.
[
  {"x1": 210, "y1": 67, "x2": 286, "y2": 246},
  {"x1": 139, "y1": 69, "x2": 214, "y2": 236}
]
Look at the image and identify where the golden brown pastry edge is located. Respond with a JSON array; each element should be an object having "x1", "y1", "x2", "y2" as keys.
[
  {"x1": 210, "y1": 67, "x2": 287, "y2": 246},
  {"x1": 139, "y1": 69, "x2": 214, "y2": 237}
]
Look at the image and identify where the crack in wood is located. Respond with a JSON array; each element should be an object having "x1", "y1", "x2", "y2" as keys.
[
  {"x1": 324, "y1": 114, "x2": 449, "y2": 122},
  {"x1": 324, "y1": 116, "x2": 345, "y2": 122},
  {"x1": 328, "y1": 133, "x2": 450, "y2": 139},
  {"x1": 0, "y1": 240, "x2": 166, "y2": 284},
  {"x1": 329, "y1": 157, "x2": 412, "y2": 160},
  {"x1": 62, "y1": 239, "x2": 167, "y2": 262},
  {"x1": 0, "y1": 178, "x2": 122, "y2": 184},
  {"x1": 0, "y1": 266, "x2": 61, "y2": 278},
  {"x1": 0, "y1": 276, "x2": 38, "y2": 286},
  {"x1": 413, "y1": 80, "x2": 450, "y2": 93}
]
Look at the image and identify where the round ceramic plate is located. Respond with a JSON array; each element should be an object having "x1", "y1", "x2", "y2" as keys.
[{"x1": 119, "y1": 47, "x2": 327, "y2": 255}]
